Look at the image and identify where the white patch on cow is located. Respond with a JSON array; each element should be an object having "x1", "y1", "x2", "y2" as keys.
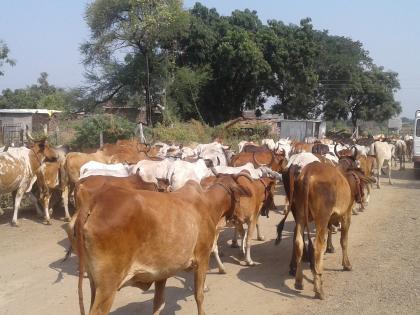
[
  {"x1": 287, "y1": 152, "x2": 320, "y2": 168},
  {"x1": 79, "y1": 161, "x2": 132, "y2": 179}
]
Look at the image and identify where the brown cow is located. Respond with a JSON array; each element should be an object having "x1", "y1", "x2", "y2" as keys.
[
  {"x1": 279, "y1": 154, "x2": 374, "y2": 299},
  {"x1": 231, "y1": 150, "x2": 287, "y2": 172},
  {"x1": 357, "y1": 154, "x2": 376, "y2": 208},
  {"x1": 65, "y1": 174, "x2": 161, "y2": 255},
  {"x1": 201, "y1": 173, "x2": 276, "y2": 271},
  {"x1": 75, "y1": 175, "x2": 251, "y2": 315},
  {"x1": 60, "y1": 151, "x2": 112, "y2": 220},
  {"x1": 291, "y1": 141, "x2": 313, "y2": 155}
]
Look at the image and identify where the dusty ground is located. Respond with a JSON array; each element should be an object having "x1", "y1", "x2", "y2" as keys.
[{"x1": 0, "y1": 163, "x2": 419, "y2": 315}]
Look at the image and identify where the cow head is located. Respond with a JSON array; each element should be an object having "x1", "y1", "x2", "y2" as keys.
[{"x1": 25, "y1": 126, "x2": 58, "y2": 162}]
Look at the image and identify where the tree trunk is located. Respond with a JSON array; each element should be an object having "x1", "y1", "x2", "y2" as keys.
[{"x1": 145, "y1": 53, "x2": 152, "y2": 127}]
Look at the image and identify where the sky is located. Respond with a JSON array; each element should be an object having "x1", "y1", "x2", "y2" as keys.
[{"x1": 0, "y1": 0, "x2": 419, "y2": 118}]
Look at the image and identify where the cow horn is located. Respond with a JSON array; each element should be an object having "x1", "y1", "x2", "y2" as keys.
[
  {"x1": 334, "y1": 144, "x2": 340, "y2": 158},
  {"x1": 26, "y1": 125, "x2": 34, "y2": 142}
]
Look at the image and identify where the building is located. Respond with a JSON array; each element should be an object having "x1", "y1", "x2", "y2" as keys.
[
  {"x1": 226, "y1": 110, "x2": 326, "y2": 141},
  {"x1": 0, "y1": 109, "x2": 61, "y2": 146}
]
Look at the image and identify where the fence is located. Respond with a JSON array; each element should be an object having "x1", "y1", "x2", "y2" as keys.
[{"x1": 1, "y1": 123, "x2": 24, "y2": 146}]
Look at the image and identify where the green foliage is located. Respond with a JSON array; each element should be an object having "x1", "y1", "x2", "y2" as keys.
[
  {"x1": 0, "y1": 72, "x2": 80, "y2": 111},
  {"x1": 213, "y1": 123, "x2": 273, "y2": 149},
  {"x1": 71, "y1": 114, "x2": 136, "y2": 150},
  {"x1": 0, "y1": 40, "x2": 15, "y2": 76},
  {"x1": 149, "y1": 119, "x2": 212, "y2": 144},
  {"x1": 78, "y1": 1, "x2": 401, "y2": 128},
  {"x1": 82, "y1": 0, "x2": 189, "y2": 125}
]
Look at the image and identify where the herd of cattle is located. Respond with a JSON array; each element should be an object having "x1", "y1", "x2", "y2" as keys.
[{"x1": 0, "y1": 129, "x2": 414, "y2": 315}]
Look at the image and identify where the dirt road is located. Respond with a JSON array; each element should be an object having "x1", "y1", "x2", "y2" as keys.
[{"x1": 1, "y1": 164, "x2": 419, "y2": 315}]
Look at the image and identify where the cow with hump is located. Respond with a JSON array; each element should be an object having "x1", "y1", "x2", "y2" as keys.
[
  {"x1": 75, "y1": 173, "x2": 251, "y2": 315},
  {"x1": 277, "y1": 146, "x2": 375, "y2": 299}
]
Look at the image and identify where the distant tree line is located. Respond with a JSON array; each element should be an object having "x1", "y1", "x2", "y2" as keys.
[{"x1": 0, "y1": 1, "x2": 402, "y2": 128}]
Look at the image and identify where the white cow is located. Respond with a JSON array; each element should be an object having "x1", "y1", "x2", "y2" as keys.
[
  {"x1": 195, "y1": 142, "x2": 230, "y2": 166},
  {"x1": 370, "y1": 141, "x2": 393, "y2": 188},
  {"x1": 0, "y1": 145, "x2": 50, "y2": 226},
  {"x1": 261, "y1": 139, "x2": 276, "y2": 151}
]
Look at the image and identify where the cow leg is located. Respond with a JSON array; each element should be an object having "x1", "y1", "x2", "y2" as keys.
[
  {"x1": 62, "y1": 186, "x2": 71, "y2": 222},
  {"x1": 211, "y1": 232, "x2": 226, "y2": 274},
  {"x1": 325, "y1": 225, "x2": 335, "y2": 254},
  {"x1": 294, "y1": 223, "x2": 304, "y2": 290},
  {"x1": 153, "y1": 279, "x2": 167, "y2": 315},
  {"x1": 340, "y1": 214, "x2": 352, "y2": 271},
  {"x1": 11, "y1": 189, "x2": 24, "y2": 227},
  {"x1": 0, "y1": 206, "x2": 3, "y2": 216},
  {"x1": 88, "y1": 275, "x2": 96, "y2": 310},
  {"x1": 256, "y1": 217, "x2": 265, "y2": 241},
  {"x1": 365, "y1": 184, "x2": 371, "y2": 206},
  {"x1": 88, "y1": 283, "x2": 118, "y2": 315},
  {"x1": 244, "y1": 218, "x2": 258, "y2": 266},
  {"x1": 376, "y1": 161, "x2": 382, "y2": 189},
  {"x1": 26, "y1": 192, "x2": 43, "y2": 217},
  {"x1": 313, "y1": 225, "x2": 328, "y2": 300},
  {"x1": 289, "y1": 225, "x2": 297, "y2": 276},
  {"x1": 231, "y1": 227, "x2": 240, "y2": 248},
  {"x1": 30, "y1": 192, "x2": 51, "y2": 225},
  {"x1": 388, "y1": 163, "x2": 393, "y2": 185},
  {"x1": 194, "y1": 258, "x2": 210, "y2": 315}
]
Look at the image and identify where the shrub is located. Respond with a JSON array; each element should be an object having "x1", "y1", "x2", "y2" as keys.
[
  {"x1": 150, "y1": 120, "x2": 213, "y2": 145},
  {"x1": 71, "y1": 114, "x2": 136, "y2": 150}
]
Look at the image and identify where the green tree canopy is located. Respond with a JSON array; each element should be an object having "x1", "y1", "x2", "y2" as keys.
[{"x1": 0, "y1": 40, "x2": 16, "y2": 76}]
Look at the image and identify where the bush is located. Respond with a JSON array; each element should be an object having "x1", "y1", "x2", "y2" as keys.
[
  {"x1": 150, "y1": 120, "x2": 213, "y2": 145},
  {"x1": 71, "y1": 114, "x2": 136, "y2": 150}
]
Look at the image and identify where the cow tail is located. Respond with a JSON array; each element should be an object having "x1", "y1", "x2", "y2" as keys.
[
  {"x1": 76, "y1": 205, "x2": 89, "y2": 315},
  {"x1": 303, "y1": 175, "x2": 314, "y2": 269},
  {"x1": 275, "y1": 165, "x2": 298, "y2": 245}
]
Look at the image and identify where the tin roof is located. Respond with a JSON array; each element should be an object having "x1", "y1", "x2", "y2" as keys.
[{"x1": 0, "y1": 109, "x2": 62, "y2": 114}]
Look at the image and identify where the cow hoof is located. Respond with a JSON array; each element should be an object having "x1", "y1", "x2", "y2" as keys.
[
  {"x1": 11, "y1": 221, "x2": 19, "y2": 227},
  {"x1": 314, "y1": 291, "x2": 325, "y2": 300},
  {"x1": 257, "y1": 236, "x2": 265, "y2": 241},
  {"x1": 352, "y1": 210, "x2": 359, "y2": 215},
  {"x1": 218, "y1": 269, "x2": 226, "y2": 274},
  {"x1": 43, "y1": 220, "x2": 52, "y2": 225},
  {"x1": 63, "y1": 217, "x2": 71, "y2": 222},
  {"x1": 294, "y1": 282, "x2": 303, "y2": 290},
  {"x1": 246, "y1": 260, "x2": 256, "y2": 266},
  {"x1": 231, "y1": 242, "x2": 240, "y2": 248},
  {"x1": 343, "y1": 265, "x2": 352, "y2": 271}
]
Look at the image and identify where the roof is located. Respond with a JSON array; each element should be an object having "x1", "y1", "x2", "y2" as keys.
[{"x1": 0, "y1": 109, "x2": 62, "y2": 114}]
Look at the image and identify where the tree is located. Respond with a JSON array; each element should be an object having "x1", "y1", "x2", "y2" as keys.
[
  {"x1": 81, "y1": 0, "x2": 189, "y2": 126},
  {"x1": 0, "y1": 40, "x2": 16, "y2": 76},
  {"x1": 316, "y1": 32, "x2": 401, "y2": 128},
  {"x1": 264, "y1": 18, "x2": 320, "y2": 119},
  {"x1": 0, "y1": 72, "x2": 77, "y2": 111},
  {"x1": 177, "y1": 5, "x2": 270, "y2": 124}
]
